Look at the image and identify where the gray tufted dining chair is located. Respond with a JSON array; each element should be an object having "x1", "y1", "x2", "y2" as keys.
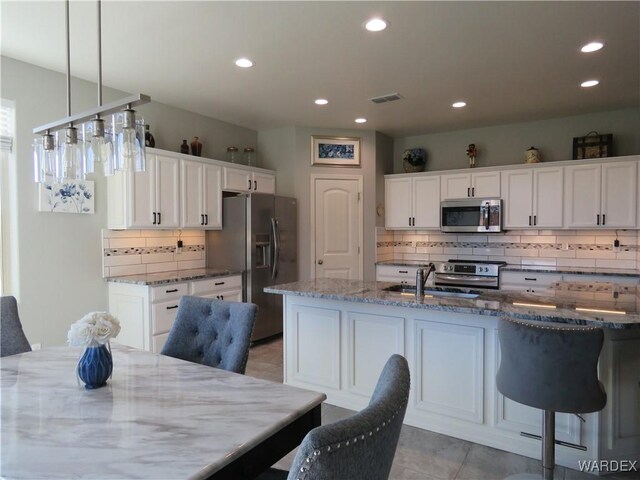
[
  {"x1": 160, "y1": 296, "x2": 257, "y2": 374},
  {"x1": 497, "y1": 317, "x2": 607, "y2": 480},
  {"x1": 1, "y1": 296, "x2": 32, "y2": 357},
  {"x1": 260, "y1": 354, "x2": 411, "y2": 480}
]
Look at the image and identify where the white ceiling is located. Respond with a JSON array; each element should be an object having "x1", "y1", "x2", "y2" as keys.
[{"x1": 2, "y1": 1, "x2": 638, "y2": 137}]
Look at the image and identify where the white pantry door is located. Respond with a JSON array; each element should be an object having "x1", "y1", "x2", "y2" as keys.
[{"x1": 312, "y1": 176, "x2": 362, "y2": 280}]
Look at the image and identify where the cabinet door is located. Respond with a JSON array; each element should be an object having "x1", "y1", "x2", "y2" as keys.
[
  {"x1": 223, "y1": 167, "x2": 252, "y2": 192},
  {"x1": 155, "y1": 155, "x2": 180, "y2": 228},
  {"x1": 471, "y1": 171, "x2": 500, "y2": 198},
  {"x1": 501, "y1": 169, "x2": 533, "y2": 229},
  {"x1": 601, "y1": 161, "x2": 637, "y2": 228},
  {"x1": 385, "y1": 178, "x2": 412, "y2": 229},
  {"x1": 181, "y1": 160, "x2": 204, "y2": 228},
  {"x1": 203, "y1": 164, "x2": 222, "y2": 229},
  {"x1": 441, "y1": 173, "x2": 471, "y2": 200},
  {"x1": 129, "y1": 160, "x2": 155, "y2": 228},
  {"x1": 533, "y1": 167, "x2": 563, "y2": 228},
  {"x1": 252, "y1": 172, "x2": 276, "y2": 194},
  {"x1": 413, "y1": 176, "x2": 440, "y2": 228},
  {"x1": 564, "y1": 164, "x2": 601, "y2": 228}
]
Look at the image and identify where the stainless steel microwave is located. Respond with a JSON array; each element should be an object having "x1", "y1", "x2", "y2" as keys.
[{"x1": 440, "y1": 198, "x2": 502, "y2": 233}]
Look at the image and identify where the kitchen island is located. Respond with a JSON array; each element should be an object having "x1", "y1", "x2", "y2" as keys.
[{"x1": 265, "y1": 279, "x2": 640, "y2": 472}]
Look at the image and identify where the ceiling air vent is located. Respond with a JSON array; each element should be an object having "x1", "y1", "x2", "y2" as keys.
[{"x1": 369, "y1": 93, "x2": 403, "y2": 104}]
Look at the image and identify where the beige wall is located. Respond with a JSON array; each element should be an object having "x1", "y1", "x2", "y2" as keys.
[
  {"x1": 394, "y1": 107, "x2": 640, "y2": 173},
  {"x1": 1, "y1": 56, "x2": 256, "y2": 346}
]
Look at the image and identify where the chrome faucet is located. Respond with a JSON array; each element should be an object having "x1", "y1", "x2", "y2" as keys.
[{"x1": 415, "y1": 263, "x2": 436, "y2": 298}]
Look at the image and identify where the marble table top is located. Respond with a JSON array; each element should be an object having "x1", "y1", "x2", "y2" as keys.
[
  {"x1": 265, "y1": 279, "x2": 640, "y2": 329},
  {"x1": 106, "y1": 268, "x2": 243, "y2": 286},
  {"x1": 0, "y1": 345, "x2": 325, "y2": 479}
]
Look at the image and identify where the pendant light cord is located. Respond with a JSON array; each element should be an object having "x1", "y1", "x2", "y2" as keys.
[
  {"x1": 65, "y1": 0, "x2": 71, "y2": 118},
  {"x1": 97, "y1": 0, "x2": 102, "y2": 107}
]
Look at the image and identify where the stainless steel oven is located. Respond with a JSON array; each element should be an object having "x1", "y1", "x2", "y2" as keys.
[
  {"x1": 434, "y1": 260, "x2": 506, "y2": 290},
  {"x1": 441, "y1": 198, "x2": 502, "y2": 233}
]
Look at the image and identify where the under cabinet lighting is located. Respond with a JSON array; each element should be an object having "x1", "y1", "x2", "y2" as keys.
[
  {"x1": 512, "y1": 302, "x2": 557, "y2": 309},
  {"x1": 576, "y1": 307, "x2": 625, "y2": 315}
]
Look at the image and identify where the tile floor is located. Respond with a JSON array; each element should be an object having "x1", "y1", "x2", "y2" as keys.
[{"x1": 246, "y1": 337, "x2": 640, "y2": 480}]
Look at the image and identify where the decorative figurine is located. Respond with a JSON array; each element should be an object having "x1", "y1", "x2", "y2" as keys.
[
  {"x1": 466, "y1": 143, "x2": 477, "y2": 168},
  {"x1": 525, "y1": 146, "x2": 541, "y2": 163},
  {"x1": 191, "y1": 136, "x2": 203, "y2": 157},
  {"x1": 180, "y1": 140, "x2": 189, "y2": 154}
]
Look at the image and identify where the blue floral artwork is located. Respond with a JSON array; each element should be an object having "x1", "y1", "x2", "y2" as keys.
[
  {"x1": 312, "y1": 136, "x2": 360, "y2": 167},
  {"x1": 38, "y1": 180, "x2": 95, "y2": 214},
  {"x1": 318, "y1": 143, "x2": 355, "y2": 159}
]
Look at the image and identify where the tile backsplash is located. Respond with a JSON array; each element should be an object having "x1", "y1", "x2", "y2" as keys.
[
  {"x1": 376, "y1": 228, "x2": 639, "y2": 270},
  {"x1": 102, "y1": 229, "x2": 205, "y2": 277}
]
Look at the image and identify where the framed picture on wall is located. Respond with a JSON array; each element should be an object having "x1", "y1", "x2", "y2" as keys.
[
  {"x1": 38, "y1": 180, "x2": 95, "y2": 214},
  {"x1": 311, "y1": 136, "x2": 361, "y2": 167}
]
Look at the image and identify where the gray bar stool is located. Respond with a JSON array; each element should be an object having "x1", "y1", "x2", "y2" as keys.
[{"x1": 496, "y1": 317, "x2": 607, "y2": 480}]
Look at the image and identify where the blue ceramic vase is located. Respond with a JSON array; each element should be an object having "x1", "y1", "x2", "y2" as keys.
[{"x1": 77, "y1": 343, "x2": 113, "y2": 389}]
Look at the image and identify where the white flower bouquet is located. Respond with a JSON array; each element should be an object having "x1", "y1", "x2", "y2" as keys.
[{"x1": 67, "y1": 312, "x2": 121, "y2": 348}]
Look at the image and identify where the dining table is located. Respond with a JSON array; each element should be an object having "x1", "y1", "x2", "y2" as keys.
[{"x1": 0, "y1": 344, "x2": 326, "y2": 479}]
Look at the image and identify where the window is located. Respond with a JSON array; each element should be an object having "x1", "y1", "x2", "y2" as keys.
[{"x1": 0, "y1": 99, "x2": 15, "y2": 294}]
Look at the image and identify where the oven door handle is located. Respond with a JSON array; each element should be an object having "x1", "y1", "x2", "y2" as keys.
[
  {"x1": 483, "y1": 203, "x2": 490, "y2": 230},
  {"x1": 435, "y1": 274, "x2": 496, "y2": 283}
]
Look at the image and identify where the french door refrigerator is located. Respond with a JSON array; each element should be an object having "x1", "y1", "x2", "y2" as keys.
[{"x1": 206, "y1": 194, "x2": 297, "y2": 341}]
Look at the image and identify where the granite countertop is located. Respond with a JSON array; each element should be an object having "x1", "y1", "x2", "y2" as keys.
[
  {"x1": 106, "y1": 268, "x2": 243, "y2": 286},
  {"x1": 0, "y1": 345, "x2": 325, "y2": 479},
  {"x1": 265, "y1": 279, "x2": 640, "y2": 329},
  {"x1": 377, "y1": 260, "x2": 640, "y2": 278}
]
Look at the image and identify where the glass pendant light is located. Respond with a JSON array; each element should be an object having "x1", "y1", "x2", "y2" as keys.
[
  {"x1": 84, "y1": 118, "x2": 114, "y2": 176},
  {"x1": 57, "y1": 126, "x2": 84, "y2": 182},
  {"x1": 33, "y1": 132, "x2": 57, "y2": 183},
  {"x1": 114, "y1": 109, "x2": 146, "y2": 172}
]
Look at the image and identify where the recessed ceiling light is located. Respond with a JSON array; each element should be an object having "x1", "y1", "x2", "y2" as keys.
[
  {"x1": 581, "y1": 42, "x2": 604, "y2": 53},
  {"x1": 581, "y1": 80, "x2": 599, "y2": 88},
  {"x1": 452, "y1": 101, "x2": 467, "y2": 108},
  {"x1": 355, "y1": 118, "x2": 367, "y2": 124},
  {"x1": 314, "y1": 99, "x2": 329, "y2": 105},
  {"x1": 235, "y1": 58, "x2": 254, "y2": 68},
  {"x1": 364, "y1": 18, "x2": 388, "y2": 32}
]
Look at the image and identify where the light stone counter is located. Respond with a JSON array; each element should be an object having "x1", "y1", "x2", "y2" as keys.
[
  {"x1": 0, "y1": 345, "x2": 325, "y2": 479},
  {"x1": 106, "y1": 268, "x2": 242, "y2": 286},
  {"x1": 266, "y1": 278, "x2": 640, "y2": 329}
]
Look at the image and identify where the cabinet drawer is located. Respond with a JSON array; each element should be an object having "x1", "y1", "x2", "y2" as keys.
[
  {"x1": 150, "y1": 283, "x2": 188, "y2": 303},
  {"x1": 202, "y1": 288, "x2": 243, "y2": 302},
  {"x1": 190, "y1": 276, "x2": 242, "y2": 295},
  {"x1": 152, "y1": 332, "x2": 169, "y2": 353},
  {"x1": 501, "y1": 272, "x2": 562, "y2": 287},
  {"x1": 151, "y1": 300, "x2": 181, "y2": 335},
  {"x1": 376, "y1": 266, "x2": 418, "y2": 280}
]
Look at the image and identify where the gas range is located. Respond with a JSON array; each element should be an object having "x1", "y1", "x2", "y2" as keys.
[{"x1": 434, "y1": 259, "x2": 507, "y2": 290}]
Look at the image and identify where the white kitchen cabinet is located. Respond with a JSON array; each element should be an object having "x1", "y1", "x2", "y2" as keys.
[
  {"x1": 564, "y1": 161, "x2": 637, "y2": 229},
  {"x1": 108, "y1": 153, "x2": 180, "y2": 229},
  {"x1": 223, "y1": 166, "x2": 276, "y2": 194},
  {"x1": 385, "y1": 176, "x2": 440, "y2": 229},
  {"x1": 181, "y1": 160, "x2": 222, "y2": 229},
  {"x1": 109, "y1": 274, "x2": 243, "y2": 353},
  {"x1": 441, "y1": 171, "x2": 500, "y2": 200},
  {"x1": 502, "y1": 167, "x2": 563, "y2": 228}
]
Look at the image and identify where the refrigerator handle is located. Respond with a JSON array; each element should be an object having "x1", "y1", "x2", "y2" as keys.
[{"x1": 271, "y1": 217, "x2": 280, "y2": 280}]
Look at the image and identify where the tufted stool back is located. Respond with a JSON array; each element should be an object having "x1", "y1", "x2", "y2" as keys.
[
  {"x1": 161, "y1": 296, "x2": 257, "y2": 374},
  {"x1": 1, "y1": 296, "x2": 32, "y2": 358},
  {"x1": 285, "y1": 354, "x2": 410, "y2": 480}
]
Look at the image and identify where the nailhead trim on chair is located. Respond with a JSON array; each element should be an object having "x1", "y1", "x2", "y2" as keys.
[
  {"x1": 294, "y1": 396, "x2": 409, "y2": 480},
  {"x1": 502, "y1": 316, "x2": 601, "y2": 332}
]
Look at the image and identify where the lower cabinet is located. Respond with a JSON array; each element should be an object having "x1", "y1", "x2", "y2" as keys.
[
  {"x1": 109, "y1": 275, "x2": 243, "y2": 353},
  {"x1": 281, "y1": 295, "x2": 639, "y2": 469}
]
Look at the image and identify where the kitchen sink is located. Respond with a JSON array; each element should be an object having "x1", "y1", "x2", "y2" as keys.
[{"x1": 383, "y1": 285, "x2": 481, "y2": 299}]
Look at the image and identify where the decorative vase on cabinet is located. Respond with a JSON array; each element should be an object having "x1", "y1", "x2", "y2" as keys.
[{"x1": 403, "y1": 148, "x2": 426, "y2": 173}]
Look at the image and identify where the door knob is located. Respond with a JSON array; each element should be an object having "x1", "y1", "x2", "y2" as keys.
[{"x1": 317, "y1": 259, "x2": 323, "y2": 265}]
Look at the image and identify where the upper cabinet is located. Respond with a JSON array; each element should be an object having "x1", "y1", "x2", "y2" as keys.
[
  {"x1": 181, "y1": 160, "x2": 222, "y2": 229},
  {"x1": 108, "y1": 148, "x2": 276, "y2": 230},
  {"x1": 564, "y1": 161, "x2": 637, "y2": 229},
  {"x1": 502, "y1": 166, "x2": 563, "y2": 229},
  {"x1": 441, "y1": 171, "x2": 500, "y2": 200},
  {"x1": 223, "y1": 166, "x2": 275, "y2": 194},
  {"x1": 385, "y1": 176, "x2": 440, "y2": 229}
]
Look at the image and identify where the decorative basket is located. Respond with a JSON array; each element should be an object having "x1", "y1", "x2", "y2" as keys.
[{"x1": 572, "y1": 131, "x2": 613, "y2": 160}]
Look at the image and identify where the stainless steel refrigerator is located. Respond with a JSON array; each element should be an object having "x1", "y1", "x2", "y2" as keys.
[{"x1": 206, "y1": 194, "x2": 297, "y2": 341}]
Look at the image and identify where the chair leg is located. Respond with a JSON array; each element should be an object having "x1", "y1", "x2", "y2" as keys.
[{"x1": 542, "y1": 410, "x2": 555, "y2": 480}]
